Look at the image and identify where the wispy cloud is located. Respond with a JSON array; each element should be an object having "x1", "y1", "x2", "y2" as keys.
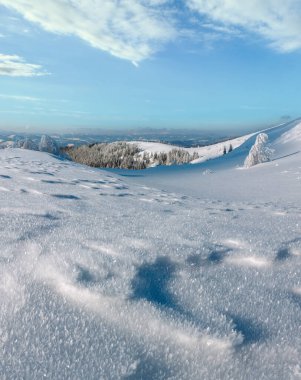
[
  {"x1": 0, "y1": 54, "x2": 48, "y2": 77},
  {"x1": 1, "y1": 0, "x2": 301, "y2": 65},
  {"x1": 186, "y1": 0, "x2": 301, "y2": 52},
  {"x1": 0, "y1": 93, "x2": 41, "y2": 101},
  {"x1": 0, "y1": 0, "x2": 176, "y2": 64}
]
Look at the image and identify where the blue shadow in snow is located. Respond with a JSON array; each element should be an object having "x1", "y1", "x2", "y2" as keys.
[
  {"x1": 51, "y1": 194, "x2": 80, "y2": 200},
  {"x1": 130, "y1": 256, "x2": 177, "y2": 308},
  {"x1": 228, "y1": 314, "x2": 268, "y2": 345}
]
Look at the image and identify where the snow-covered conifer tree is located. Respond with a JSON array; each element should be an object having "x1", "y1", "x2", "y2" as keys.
[
  {"x1": 244, "y1": 133, "x2": 272, "y2": 168},
  {"x1": 22, "y1": 138, "x2": 39, "y2": 151},
  {"x1": 39, "y1": 135, "x2": 59, "y2": 155},
  {"x1": 15, "y1": 138, "x2": 38, "y2": 150}
]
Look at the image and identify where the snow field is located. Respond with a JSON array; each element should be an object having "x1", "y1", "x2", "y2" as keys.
[{"x1": 0, "y1": 119, "x2": 301, "y2": 379}]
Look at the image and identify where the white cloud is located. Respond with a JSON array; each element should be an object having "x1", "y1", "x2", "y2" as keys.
[
  {"x1": 186, "y1": 0, "x2": 301, "y2": 52},
  {"x1": 1, "y1": 1, "x2": 301, "y2": 63},
  {"x1": 0, "y1": 54, "x2": 47, "y2": 77},
  {"x1": 0, "y1": 0, "x2": 176, "y2": 63}
]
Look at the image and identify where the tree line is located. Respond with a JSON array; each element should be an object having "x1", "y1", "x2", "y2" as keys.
[{"x1": 64, "y1": 142, "x2": 199, "y2": 169}]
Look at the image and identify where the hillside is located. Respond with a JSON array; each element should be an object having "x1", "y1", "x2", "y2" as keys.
[
  {"x1": 1, "y1": 120, "x2": 301, "y2": 379},
  {"x1": 130, "y1": 131, "x2": 254, "y2": 164},
  {"x1": 120, "y1": 119, "x2": 301, "y2": 199}
]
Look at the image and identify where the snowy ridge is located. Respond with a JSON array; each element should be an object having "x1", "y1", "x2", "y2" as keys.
[
  {"x1": 1, "y1": 119, "x2": 301, "y2": 379},
  {"x1": 130, "y1": 132, "x2": 254, "y2": 164},
  {"x1": 273, "y1": 121, "x2": 301, "y2": 157}
]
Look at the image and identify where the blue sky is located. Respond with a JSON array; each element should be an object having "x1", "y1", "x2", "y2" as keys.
[{"x1": 0, "y1": 0, "x2": 301, "y2": 132}]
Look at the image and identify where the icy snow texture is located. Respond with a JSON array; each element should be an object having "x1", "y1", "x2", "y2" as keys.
[{"x1": 0, "y1": 119, "x2": 301, "y2": 379}]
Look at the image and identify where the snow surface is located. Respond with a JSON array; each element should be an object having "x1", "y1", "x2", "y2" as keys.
[{"x1": 1, "y1": 119, "x2": 301, "y2": 379}]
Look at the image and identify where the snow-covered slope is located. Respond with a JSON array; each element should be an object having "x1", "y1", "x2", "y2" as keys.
[
  {"x1": 130, "y1": 132, "x2": 254, "y2": 164},
  {"x1": 273, "y1": 121, "x2": 301, "y2": 157},
  {"x1": 131, "y1": 119, "x2": 301, "y2": 167},
  {"x1": 120, "y1": 119, "x2": 301, "y2": 198},
  {"x1": 1, "y1": 119, "x2": 301, "y2": 379}
]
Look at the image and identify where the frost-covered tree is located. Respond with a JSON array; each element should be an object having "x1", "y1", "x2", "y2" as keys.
[
  {"x1": 22, "y1": 138, "x2": 39, "y2": 151},
  {"x1": 14, "y1": 138, "x2": 38, "y2": 150},
  {"x1": 244, "y1": 133, "x2": 272, "y2": 168},
  {"x1": 39, "y1": 135, "x2": 59, "y2": 155},
  {"x1": 191, "y1": 151, "x2": 199, "y2": 161}
]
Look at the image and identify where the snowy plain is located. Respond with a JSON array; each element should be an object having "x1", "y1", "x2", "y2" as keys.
[{"x1": 1, "y1": 119, "x2": 301, "y2": 379}]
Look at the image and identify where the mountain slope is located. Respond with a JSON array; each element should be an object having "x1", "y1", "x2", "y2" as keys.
[
  {"x1": 120, "y1": 119, "x2": 301, "y2": 200},
  {"x1": 130, "y1": 131, "x2": 254, "y2": 164}
]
